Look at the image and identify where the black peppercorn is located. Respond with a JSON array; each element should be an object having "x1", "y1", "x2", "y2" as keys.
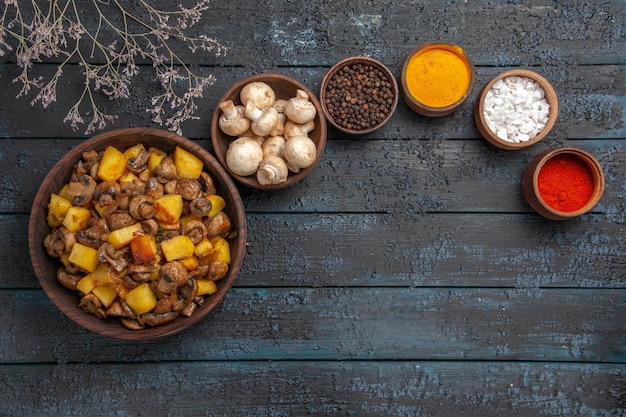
[{"x1": 324, "y1": 62, "x2": 395, "y2": 132}]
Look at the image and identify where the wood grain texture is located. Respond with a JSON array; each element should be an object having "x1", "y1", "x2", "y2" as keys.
[
  {"x1": 1, "y1": 361, "x2": 623, "y2": 416},
  {"x1": 0, "y1": 0, "x2": 624, "y2": 415},
  {"x1": 1, "y1": 288, "x2": 624, "y2": 364},
  {"x1": 2, "y1": 139, "x2": 626, "y2": 215},
  {"x1": 0, "y1": 64, "x2": 623, "y2": 140}
]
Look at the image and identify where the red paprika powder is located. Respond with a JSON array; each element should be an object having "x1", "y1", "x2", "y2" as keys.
[{"x1": 537, "y1": 153, "x2": 594, "y2": 212}]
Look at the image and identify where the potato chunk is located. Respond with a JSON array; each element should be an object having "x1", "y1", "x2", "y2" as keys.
[
  {"x1": 62, "y1": 206, "x2": 92, "y2": 233},
  {"x1": 206, "y1": 195, "x2": 226, "y2": 218},
  {"x1": 125, "y1": 283, "x2": 157, "y2": 315},
  {"x1": 161, "y1": 235, "x2": 195, "y2": 262},
  {"x1": 92, "y1": 285, "x2": 118, "y2": 308},
  {"x1": 208, "y1": 236, "x2": 231, "y2": 264},
  {"x1": 47, "y1": 193, "x2": 73, "y2": 227},
  {"x1": 148, "y1": 146, "x2": 167, "y2": 171},
  {"x1": 174, "y1": 146, "x2": 204, "y2": 179},
  {"x1": 130, "y1": 234, "x2": 158, "y2": 264},
  {"x1": 154, "y1": 194, "x2": 183, "y2": 224},
  {"x1": 107, "y1": 222, "x2": 144, "y2": 249},
  {"x1": 69, "y1": 243, "x2": 100, "y2": 273},
  {"x1": 97, "y1": 145, "x2": 128, "y2": 182},
  {"x1": 196, "y1": 279, "x2": 218, "y2": 296}
]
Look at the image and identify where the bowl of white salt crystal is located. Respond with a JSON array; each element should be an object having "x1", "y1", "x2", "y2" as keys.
[{"x1": 474, "y1": 69, "x2": 558, "y2": 150}]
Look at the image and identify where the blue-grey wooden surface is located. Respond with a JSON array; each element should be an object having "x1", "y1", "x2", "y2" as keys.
[{"x1": 0, "y1": 1, "x2": 624, "y2": 416}]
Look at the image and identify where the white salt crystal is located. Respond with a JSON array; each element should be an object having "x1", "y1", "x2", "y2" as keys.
[{"x1": 482, "y1": 75, "x2": 550, "y2": 143}]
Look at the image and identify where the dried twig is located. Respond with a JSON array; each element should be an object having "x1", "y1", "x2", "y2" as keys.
[{"x1": 0, "y1": 0, "x2": 226, "y2": 135}]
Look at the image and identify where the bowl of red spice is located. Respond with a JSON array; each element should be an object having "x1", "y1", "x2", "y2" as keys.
[
  {"x1": 522, "y1": 148, "x2": 605, "y2": 220},
  {"x1": 400, "y1": 42, "x2": 475, "y2": 117},
  {"x1": 320, "y1": 56, "x2": 398, "y2": 135},
  {"x1": 475, "y1": 69, "x2": 558, "y2": 150}
]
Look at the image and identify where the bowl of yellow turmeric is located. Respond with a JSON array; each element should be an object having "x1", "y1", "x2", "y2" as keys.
[
  {"x1": 28, "y1": 127, "x2": 246, "y2": 340},
  {"x1": 400, "y1": 42, "x2": 475, "y2": 117}
]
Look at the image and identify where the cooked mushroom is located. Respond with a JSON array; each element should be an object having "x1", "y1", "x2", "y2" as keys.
[
  {"x1": 182, "y1": 219, "x2": 207, "y2": 244},
  {"x1": 207, "y1": 261, "x2": 229, "y2": 281},
  {"x1": 107, "y1": 211, "x2": 137, "y2": 231},
  {"x1": 141, "y1": 218, "x2": 159, "y2": 235},
  {"x1": 94, "y1": 181, "x2": 121, "y2": 208},
  {"x1": 129, "y1": 195, "x2": 156, "y2": 220},
  {"x1": 43, "y1": 227, "x2": 76, "y2": 258},
  {"x1": 121, "y1": 317, "x2": 145, "y2": 330},
  {"x1": 180, "y1": 300, "x2": 198, "y2": 317},
  {"x1": 120, "y1": 178, "x2": 147, "y2": 197},
  {"x1": 141, "y1": 311, "x2": 179, "y2": 327},
  {"x1": 157, "y1": 261, "x2": 188, "y2": 294},
  {"x1": 65, "y1": 175, "x2": 97, "y2": 206},
  {"x1": 205, "y1": 211, "x2": 232, "y2": 238},
  {"x1": 98, "y1": 242, "x2": 130, "y2": 272},
  {"x1": 163, "y1": 179, "x2": 178, "y2": 195},
  {"x1": 75, "y1": 217, "x2": 109, "y2": 248},
  {"x1": 172, "y1": 278, "x2": 198, "y2": 312},
  {"x1": 56, "y1": 267, "x2": 82, "y2": 290},
  {"x1": 79, "y1": 293, "x2": 107, "y2": 319},
  {"x1": 124, "y1": 264, "x2": 154, "y2": 287},
  {"x1": 198, "y1": 172, "x2": 216, "y2": 196},
  {"x1": 153, "y1": 295, "x2": 175, "y2": 314},
  {"x1": 106, "y1": 299, "x2": 136, "y2": 318},
  {"x1": 153, "y1": 156, "x2": 177, "y2": 183},
  {"x1": 127, "y1": 149, "x2": 150, "y2": 174},
  {"x1": 145, "y1": 177, "x2": 164, "y2": 200},
  {"x1": 189, "y1": 197, "x2": 212, "y2": 217},
  {"x1": 177, "y1": 179, "x2": 202, "y2": 200}
]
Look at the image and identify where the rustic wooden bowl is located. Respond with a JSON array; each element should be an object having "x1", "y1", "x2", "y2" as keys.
[
  {"x1": 522, "y1": 147, "x2": 605, "y2": 220},
  {"x1": 400, "y1": 42, "x2": 475, "y2": 117},
  {"x1": 211, "y1": 73, "x2": 327, "y2": 189},
  {"x1": 475, "y1": 69, "x2": 558, "y2": 150},
  {"x1": 28, "y1": 127, "x2": 247, "y2": 340},
  {"x1": 320, "y1": 56, "x2": 398, "y2": 135}
]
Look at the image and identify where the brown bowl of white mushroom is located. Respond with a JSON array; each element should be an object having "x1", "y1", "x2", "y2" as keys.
[{"x1": 211, "y1": 73, "x2": 327, "y2": 189}]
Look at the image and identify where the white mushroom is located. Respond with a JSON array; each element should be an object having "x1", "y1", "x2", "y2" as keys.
[
  {"x1": 240, "y1": 81, "x2": 275, "y2": 109},
  {"x1": 262, "y1": 135, "x2": 286, "y2": 158},
  {"x1": 285, "y1": 89, "x2": 317, "y2": 124},
  {"x1": 283, "y1": 135, "x2": 317, "y2": 171},
  {"x1": 225, "y1": 137, "x2": 264, "y2": 176},
  {"x1": 284, "y1": 120, "x2": 315, "y2": 140},
  {"x1": 218, "y1": 100, "x2": 251, "y2": 137},
  {"x1": 245, "y1": 102, "x2": 279, "y2": 137},
  {"x1": 269, "y1": 100, "x2": 288, "y2": 137},
  {"x1": 257, "y1": 155, "x2": 289, "y2": 186}
]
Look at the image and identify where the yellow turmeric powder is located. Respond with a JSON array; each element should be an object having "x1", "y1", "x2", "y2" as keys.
[{"x1": 404, "y1": 45, "x2": 471, "y2": 108}]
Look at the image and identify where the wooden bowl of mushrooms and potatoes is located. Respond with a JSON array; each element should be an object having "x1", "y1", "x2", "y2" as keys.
[
  {"x1": 28, "y1": 127, "x2": 246, "y2": 340},
  {"x1": 211, "y1": 73, "x2": 327, "y2": 190}
]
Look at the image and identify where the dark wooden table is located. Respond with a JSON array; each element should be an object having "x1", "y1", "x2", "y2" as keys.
[{"x1": 1, "y1": 1, "x2": 624, "y2": 415}]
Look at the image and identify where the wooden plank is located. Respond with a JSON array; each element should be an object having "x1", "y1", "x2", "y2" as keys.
[
  {"x1": 0, "y1": 361, "x2": 623, "y2": 416},
  {"x1": 0, "y1": 63, "x2": 623, "y2": 140},
  {"x1": 241, "y1": 212, "x2": 626, "y2": 288},
  {"x1": 1, "y1": 1, "x2": 623, "y2": 67},
  {"x1": 1, "y1": 288, "x2": 623, "y2": 364},
  {"x1": 10, "y1": 210, "x2": 625, "y2": 290},
  {"x1": 2, "y1": 139, "x2": 625, "y2": 214}
]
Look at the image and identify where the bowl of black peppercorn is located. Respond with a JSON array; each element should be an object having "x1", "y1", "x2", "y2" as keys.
[{"x1": 320, "y1": 56, "x2": 398, "y2": 135}]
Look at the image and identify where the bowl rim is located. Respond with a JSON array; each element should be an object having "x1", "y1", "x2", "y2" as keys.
[
  {"x1": 400, "y1": 42, "x2": 475, "y2": 117},
  {"x1": 211, "y1": 73, "x2": 327, "y2": 190},
  {"x1": 475, "y1": 68, "x2": 559, "y2": 150},
  {"x1": 28, "y1": 127, "x2": 247, "y2": 340},
  {"x1": 319, "y1": 55, "x2": 399, "y2": 135},
  {"x1": 523, "y1": 147, "x2": 605, "y2": 219}
]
